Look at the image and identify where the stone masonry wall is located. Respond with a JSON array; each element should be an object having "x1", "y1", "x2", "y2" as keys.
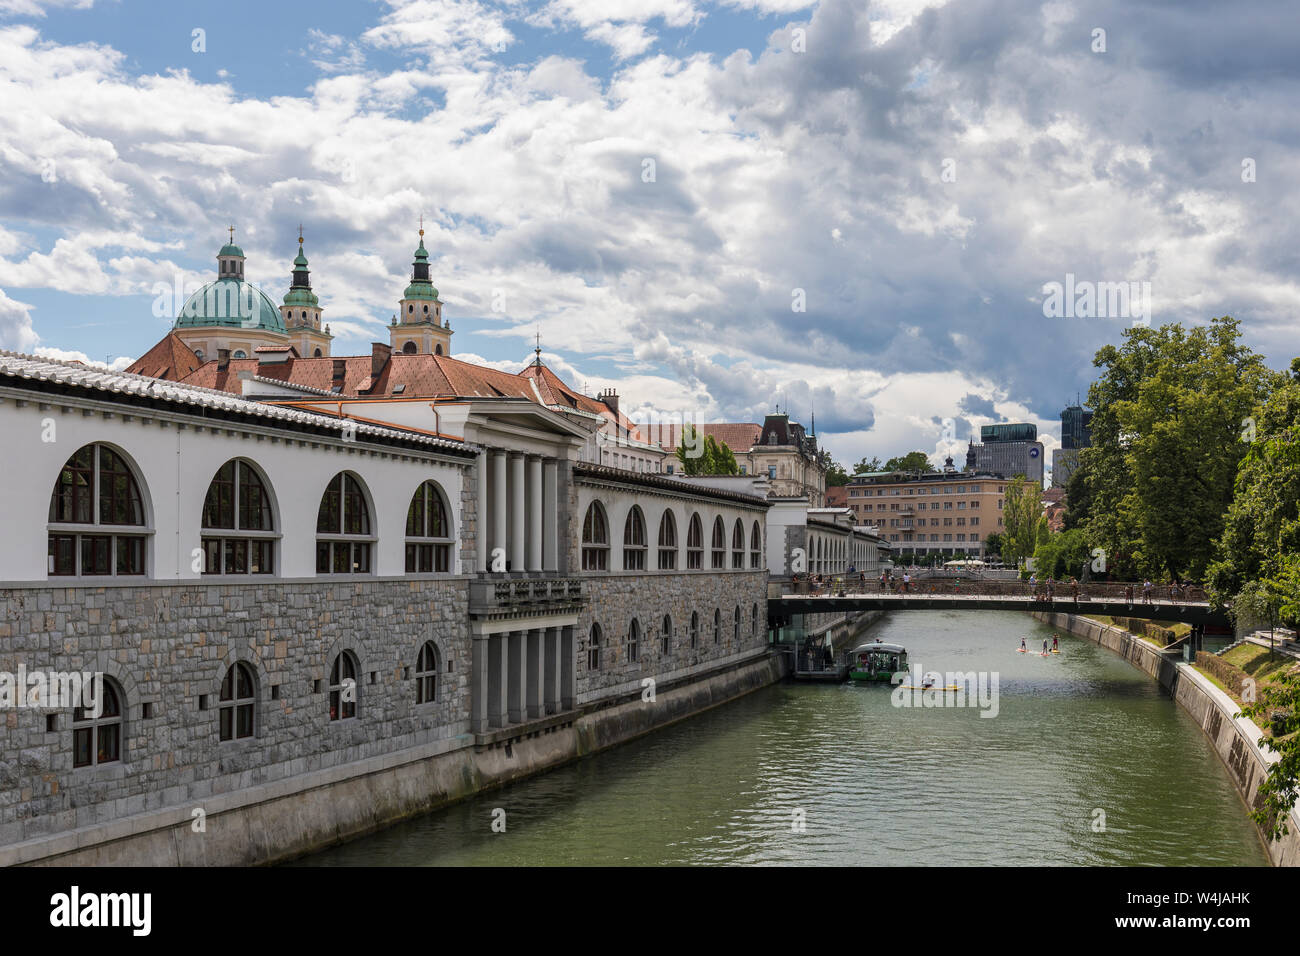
[
  {"x1": 0, "y1": 577, "x2": 471, "y2": 848},
  {"x1": 576, "y1": 571, "x2": 769, "y2": 697}
]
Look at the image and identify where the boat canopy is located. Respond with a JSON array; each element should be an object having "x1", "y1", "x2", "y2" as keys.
[{"x1": 850, "y1": 642, "x2": 907, "y2": 655}]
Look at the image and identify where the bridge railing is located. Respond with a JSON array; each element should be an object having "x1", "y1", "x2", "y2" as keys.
[{"x1": 782, "y1": 578, "x2": 1207, "y2": 603}]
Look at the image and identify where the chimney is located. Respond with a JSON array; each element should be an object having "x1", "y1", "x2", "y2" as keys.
[
  {"x1": 600, "y1": 388, "x2": 619, "y2": 421},
  {"x1": 217, "y1": 348, "x2": 230, "y2": 370},
  {"x1": 371, "y1": 342, "x2": 391, "y2": 379}
]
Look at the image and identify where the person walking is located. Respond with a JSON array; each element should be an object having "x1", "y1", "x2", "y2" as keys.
[
  {"x1": 902, "y1": 572, "x2": 911, "y2": 594},
  {"x1": 1142, "y1": 579, "x2": 1153, "y2": 605}
]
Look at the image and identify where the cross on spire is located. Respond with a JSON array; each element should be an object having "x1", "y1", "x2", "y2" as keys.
[
  {"x1": 532, "y1": 328, "x2": 543, "y2": 366},
  {"x1": 419, "y1": 214, "x2": 424, "y2": 237},
  {"x1": 298, "y1": 223, "x2": 303, "y2": 245},
  {"x1": 228, "y1": 224, "x2": 235, "y2": 244}
]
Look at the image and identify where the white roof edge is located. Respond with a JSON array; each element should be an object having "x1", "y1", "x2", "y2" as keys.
[{"x1": 0, "y1": 350, "x2": 475, "y2": 455}]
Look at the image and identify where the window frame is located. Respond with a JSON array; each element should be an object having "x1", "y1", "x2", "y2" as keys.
[
  {"x1": 405, "y1": 480, "x2": 453, "y2": 574},
  {"x1": 47, "y1": 444, "x2": 151, "y2": 579},
  {"x1": 316, "y1": 472, "x2": 376, "y2": 576},
  {"x1": 581, "y1": 501, "x2": 610, "y2": 572},
  {"x1": 201, "y1": 460, "x2": 278, "y2": 576}
]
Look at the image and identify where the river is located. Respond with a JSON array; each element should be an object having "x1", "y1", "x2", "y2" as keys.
[{"x1": 296, "y1": 610, "x2": 1270, "y2": 866}]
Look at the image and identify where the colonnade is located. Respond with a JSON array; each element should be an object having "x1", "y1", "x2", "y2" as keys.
[
  {"x1": 477, "y1": 450, "x2": 560, "y2": 572},
  {"x1": 471, "y1": 625, "x2": 576, "y2": 732}
]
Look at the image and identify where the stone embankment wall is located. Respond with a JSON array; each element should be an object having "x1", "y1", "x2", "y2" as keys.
[{"x1": 1035, "y1": 611, "x2": 1300, "y2": 867}]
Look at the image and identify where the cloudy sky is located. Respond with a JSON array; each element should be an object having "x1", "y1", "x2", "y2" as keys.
[{"x1": 1, "y1": 0, "x2": 1297, "y2": 473}]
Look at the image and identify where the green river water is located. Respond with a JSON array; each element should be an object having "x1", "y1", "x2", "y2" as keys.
[{"x1": 297, "y1": 610, "x2": 1270, "y2": 866}]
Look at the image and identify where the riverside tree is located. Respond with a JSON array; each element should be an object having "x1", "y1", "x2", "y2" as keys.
[{"x1": 1077, "y1": 317, "x2": 1273, "y2": 582}]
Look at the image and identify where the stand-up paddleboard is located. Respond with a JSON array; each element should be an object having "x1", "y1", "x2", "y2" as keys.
[
  {"x1": 1017, "y1": 647, "x2": 1027, "y2": 653},
  {"x1": 1051, "y1": 649, "x2": 1060, "y2": 654}
]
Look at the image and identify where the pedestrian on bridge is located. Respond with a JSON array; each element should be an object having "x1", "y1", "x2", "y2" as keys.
[{"x1": 1142, "y1": 579, "x2": 1153, "y2": 604}]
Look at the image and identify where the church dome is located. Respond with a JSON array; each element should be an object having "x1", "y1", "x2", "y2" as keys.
[
  {"x1": 175, "y1": 278, "x2": 287, "y2": 332},
  {"x1": 173, "y1": 235, "x2": 287, "y2": 333}
]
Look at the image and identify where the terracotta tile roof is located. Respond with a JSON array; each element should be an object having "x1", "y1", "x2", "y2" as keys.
[
  {"x1": 641, "y1": 422, "x2": 762, "y2": 455},
  {"x1": 124, "y1": 332, "x2": 201, "y2": 381},
  {"x1": 135, "y1": 331, "x2": 646, "y2": 441},
  {"x1": 0, "y1": 350, "x2": 473, "y2": 455}
]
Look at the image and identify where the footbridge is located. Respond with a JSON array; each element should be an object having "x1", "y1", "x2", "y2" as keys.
[{"x1": 769, "y1": 579, "x2": 1229, "y2": 627}]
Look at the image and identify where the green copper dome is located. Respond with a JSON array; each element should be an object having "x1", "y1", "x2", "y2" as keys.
[
  {"x1": 175, "y1": 278, "x2": 287, "y2": 332},
  {"x1": 218, "y1": 243, "x2": 245, "y2": 258},
  {"x1": 283, "y1": 235, "x2": 319, "y2": 308}
]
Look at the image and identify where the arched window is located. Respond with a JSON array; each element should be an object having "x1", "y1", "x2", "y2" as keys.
[
  {"x1": 750, "y1": 520, "x2": 762, "y2": 568},
  {"x1": 202, "y1": 460, "x2": 274, "y2": 575},
  {"x1": 316, "y1": 473, "x2": 372, "y2": 574},
  {"x1": 690, "y1": 611, "x2": 699, "y2": 649},
  {"x1": 711, "y1": 516, "x2": 726, "y2": 569},
  {"x1": 218, "y1": 662, "x2": 255, "y2": 741},
  {"x1": 626, "y1": 618, "x2": 640, "y2": 662},
  {"x1": 731, "y1": 518, "x2": 745, "y2": 569},
  {"x1": 588, "y1": 623, "x2": 602, "y2": 671},
  {"x1": 623, "y1": 506, "x2": 647, "y2": 571},
  {"x1": 435, "y1": 344, "x2": 443, "y2": 355},
  {"x1": 313, "y1": 348, "x2": 322, "y2": 358},
  {"x1": 72, "y1": 677, "x2": 123, "y2": 767},
  {"x1": 405, "y1": 480, "x2": 452, "y2": 573},
  {"x1": 581, "y1": 501, "x2": 609, "y2": 571},
  {"x1": 712, "y1": 608, "x2": 721, "y2": 644},
  {"x1": 232, "y1": 350, "x2": 247, "y2": 359},
  {"x1": 661, "y1": 615, "x2": 672, "y2": 655},
  {"x1": 402, "y1": 341, "x2": 417, "y2": 354},
  {"x1": 194, "y1": 348, "x2": 205, "y2": 361},
  {"x1": 329, "y1": 651, "x2": 358, "y2": 721},
  {"x1": 686, "y1": 513, "x2": 703, "y2": 570},
  {"x1": 657, "y1": 510, "x2": 677, "y2": 570},
  {"x1": 734, "y1": 605, "x2": 741, "y2": 641},
  {"x1": 48, "y1": 443, "x2": 147, "y2": 577},
  {"x1": 416, "y1": 642, "x2": 439, "y2": 704}
]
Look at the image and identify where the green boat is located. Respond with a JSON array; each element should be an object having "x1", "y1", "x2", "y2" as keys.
[{"x1": 848, "y1": 640, "x2": 907, "y2": 683}]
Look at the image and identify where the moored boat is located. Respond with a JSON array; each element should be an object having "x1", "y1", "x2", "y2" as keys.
[{"x1": 848, "y1": 640, "x2": 907, "y2": 683}]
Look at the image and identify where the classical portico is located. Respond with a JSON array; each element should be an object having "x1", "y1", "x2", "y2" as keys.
[{"x1": 469, "y1": 608, "x2": 581, "y2": 735}]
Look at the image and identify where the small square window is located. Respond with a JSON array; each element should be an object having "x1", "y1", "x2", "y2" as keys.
[
  {"x1": 402, "y1": 666, "x2": 410, "y2": 680},
  {"x1": 312, "y1": 679, "x2": 322, "y2": 694},
  {"x1": 142, "y1": 702, "x2": 152, "y2": 719},
  {"x1": 270, "y1": 685, "x2": 280, "y2": 700},
  {"x1": 369, "y1": 671, "x2": 377, "y2": 685},
  {"x1": 45, "y1": 714, "x2": 57, "y2": 732},
  {"x1": 198, "y1": 694, "x2": 209, "y2": 711}
]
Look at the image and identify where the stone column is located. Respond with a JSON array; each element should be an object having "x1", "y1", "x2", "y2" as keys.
[
  {"x1": 491, "y1": 451, "x2": 507, "y2": 571},
  {"x1": 475, "y1": 451, "x2": 488, "y2": 572},
  {"x1": 560, "y1": 624, "x2": 576, "y2": 710},
  {"x1": 507, "y1": 629, "x2": 525, "y2": 723},
  {"x1": 510, "y1": 453, "x2": 526, "y2": 573},
  {"x1": 526, "y1": 628, "x2": 543, "y2": 719},
  {"x1": 542, "y1": 459, "x2": 559, "y2": 572},
  {"x1": 471, "y1": 633, "x2": 489, "y2": 733},
  {"x1": 544, "y1": 626, "x2": 561, "y2": 715},
  {"x1": 527, "y1": 456, "x2": 543, "y2": 572},
  {"x1": 488, "y1": 632, "x2": 508, "y2": 729}
]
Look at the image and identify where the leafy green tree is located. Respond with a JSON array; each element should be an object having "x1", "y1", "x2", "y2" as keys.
[
  {"x1": 884, "y1": 451, "x2": 935, "y2": 472},
  {"x1": 982, "y1": 532, "x2": 1004, "y2": 557},
  {"x1": 854, "y1": 456, "x2": 884, "y2": 474},
  {"x1": 1082, "y1": 317, "x2": 1274, "y2": 582},
  {"x1": 825, "y1": 460, "x2": 850, "y2": 487},
  {"x1": 1001, "y1": 475, "x2": 1043, "y2": 567},
  {"x1": 1207, "y1": 362, "x2": 1300, "y2": 609},
  {"x1": 676, "y1": 431, "x2": 740, "y2": 475},
  {"x1": 1031, "y1": 527, "x2": 1092, "y2": 580},
  {"x1": 1062, "y1": 456, "x2": 1094, "y2": 531}
]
